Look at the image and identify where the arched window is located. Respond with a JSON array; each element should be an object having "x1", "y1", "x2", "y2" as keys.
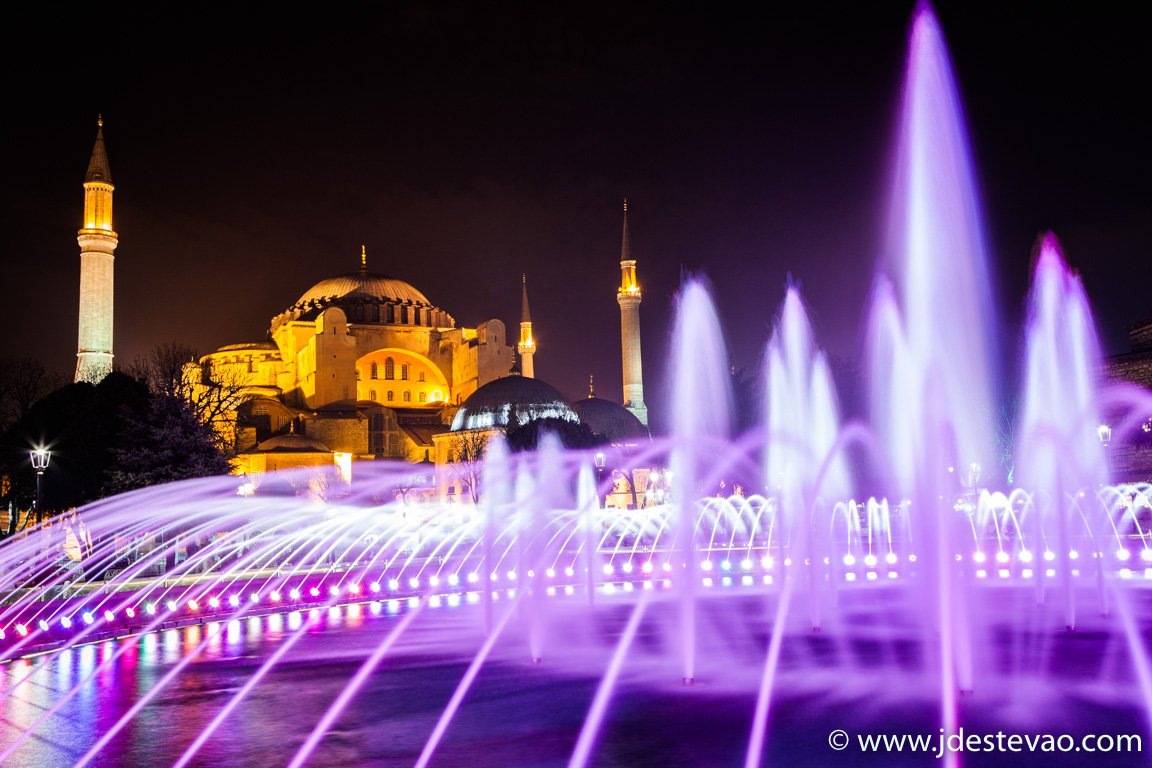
[
  {"x1": 418, "y1": 371, "x2": 425, "y2": 382},
  {"x1": 369, "y1": 389, "x2": 377, "y2": 402},
  {"x1": 401, "y1": 363, "x2": 409, "y2": 380},
  {"x1": 384, "y1": 357, "x2": 395, "y2": 379},
  {"x1": 403, "y1": 390, "x2": 411, "y2": 402},
  {"x1": 370, "y1": 362, "x2": 378, "y2": 379},
  {"x1": 418, "y1": 392, "x2": 427, "y2": 403},
  {"x1": 386, "y1": 390, "x2": 394, "y2": 402}
]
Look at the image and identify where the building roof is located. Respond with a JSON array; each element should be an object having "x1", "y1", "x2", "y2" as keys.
[
  {"x1": 451, "y1": 375, "x2": 578, "y2": 431},
  {"x1": 255, "y1": 433, "x2": 330, "y2": 453},
  {"x1": 570, "y1": 397, "x2": 649, "y2": 442},
  {"x1": 273, "y1": 268, "x2": 455, "y2": 330},
  {"x1": 85, "y1": 120, "x2": 112, "y2": 184}
]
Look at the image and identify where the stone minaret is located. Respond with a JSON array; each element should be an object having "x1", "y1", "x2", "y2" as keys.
[
  {"x1": 75, "y1": 117, "x2": 117, "y2": 384},
  {"x1": 517, "y1": 274, "x2": 536, "y2": 379},
  {"x1": 617, "y1": 199, "x2": 648, "y2": 425}
]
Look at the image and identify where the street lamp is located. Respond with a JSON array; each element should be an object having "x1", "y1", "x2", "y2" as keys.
[
  {"x1": 30, "y1": 448, "x2": 50, "y2": 524},
  {"x1": 594, "y1": 451, "x2": 606, "y2": 505}
]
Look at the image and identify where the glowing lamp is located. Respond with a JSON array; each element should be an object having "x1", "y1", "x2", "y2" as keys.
[
  {"x1": 61, "y1": 616, "x2": 73, "y2": 628},
  {"x1": 103, "y1": 610, "x2": 115, "y2": 622}
]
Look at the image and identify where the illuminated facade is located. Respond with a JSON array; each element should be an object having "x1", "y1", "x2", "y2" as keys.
[
  {"x1": 617, "y1": 199, "x2": 648, "y2": 425},
  {"x1": 75, "y1": 118, "x2": 117, "y2": 384},
  {"x1": 196, "y1": 247, "x2": 513, "y2": 482}
]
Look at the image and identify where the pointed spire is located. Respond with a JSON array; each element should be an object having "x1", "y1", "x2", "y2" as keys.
[
  {"x1": 588, "y1": 374, "x2": 595, "y2": 399},
  {"x1": 85, "y1": 116, "x2": 112, "y2": 183},
  {"x1": 360, "y1": 244, "x2": 367, "y2": 275},
  {"x1": 508, "y1": 346, "x2": 522, "y2": 376},
  {"x1": 620, "y1": 198, "x2": 630, "y2": 263},
  {"x1": 520, "y1": 273, "x2": 532, "y2": 324}
]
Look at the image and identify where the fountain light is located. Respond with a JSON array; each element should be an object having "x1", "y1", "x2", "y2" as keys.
[
  {"x1": 972, "y1": 551, "x2": 985, "y2": 563},
  {"x1": 125, "y1": 607, "x2": 136, "y2": 618},
  {"x1": 621, "y1": 562, "x2": 633, "y2": 574},
  {"x1": 388, "y1": 579, "x2": 400, "y2": 590},
  {"x1": 641, "y1": 561, "x2": 653, "y2": 574},
  {"x1": 1116, "y1": 549, "x2": 1131, "y2": 561},
  {"x1": 16, "y1": 625, "x2": 28, "y2": 637},
  {"x1": 995, "y1": 551, "x2": 1009, "y2": 564},
  {"x1": 784, "y1": 558, "x2": 792, "y2": 567},
  {"x1": 329, "y1": 585, "x2": 341, "y2": 596},
  {"x1": 187, "y1": 600, "x2": 199, "y2": 611},
  {"x1": 465, "y1": 573, "x2": 477, "y2": 585},
  {"x1": 1019, "y1": 550, "x2": 1033, "y2": 563},
  {"x1": 166, "y1": 600, "x2": 177, "y2": 611},
  {"x1": 250, "y1": 593, "x2": 260, "y2": 603},
  {"x1": 908, "y1": 554, "x2": 918, "y2": 563},
  {"x1": 564, "y1": 567, "x2": 575, "y2": 577},
  {"x1": 289, "y1": 588, "x2": 301, "y2": 600},
  {"x1": 309, "y1": 587, "x2": 321, "y2": 597},
  {"x1": 1141, "y1": 550, "x2": 1152, "y2": 563},
  {"x1": 662, "y1": 562, "x2": 673, "y2": 572},
  {"x1": 602, "y1": 564, "x2": 614, "y2": 575},
  {"x1": 270, "y1": 591, "x2": 282, "y2": 602},
  {"x1": 545, "y1": 568, "x2": 556, "y2": 578},
  {"x1": 507, "y1": 570, "x2": 517, "y2": 580},
  {"x1": 38, "y1": 620, "x2": 49, "y2": 632},
  {"x1": 447, "y1": 574, "x2": 459, "y2": 586},
  {"x1": 408, "y1": 578, "x2": 420, "y2": 589},
  {"x1": 720, "y1": 560, "x2": 732, "y2": 571},
  {"x1": 761, "y1": 555, "x2": 774, "y2": 569},
  {"x1": 701, "y1": 560, "x2": 713, "y2": 572},
  {"x1": 864, "y1": 554, "x2": 877, "y2": 567},
  {"x1": 60, "y1": 616, "x2": 72, "y2": 628},
  {"x1": 1069, "y1": 550, "x2": 1079, "y2": 560},
  {"x1": 842, "y1": 554, "x2": 856, "y2": 567},
  {"x1": 229, "y1": 595, "x2": 240, "y2": 607},
  {"x1": 208, "y1": 597, "x2": 220, "y2": 608},
  {"x1": 885, "y1": 552, "x2": 898, "y2": 565}
]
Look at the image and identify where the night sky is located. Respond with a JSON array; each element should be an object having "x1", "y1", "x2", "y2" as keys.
[{"x1": 3, "y1": 2, "x2": 1148, "y2": 431}]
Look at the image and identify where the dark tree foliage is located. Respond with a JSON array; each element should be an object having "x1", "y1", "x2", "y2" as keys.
[
  {"x1": 0, "y1": 372, "x2": 148, "y2": 519},
  {"x1": 504, "y1": 418, "x2": 604, "y2": 453},
  {"x1": 106, "y1": 392, "x2": 232, "y2": 494}
]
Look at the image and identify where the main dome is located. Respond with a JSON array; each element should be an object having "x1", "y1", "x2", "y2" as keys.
[
  {"x1": 296, "y1": 272, "x2": 432, "y2": 307},
  {"x1": 272, "y1": 271, "x2": 455, "y2": 330}
]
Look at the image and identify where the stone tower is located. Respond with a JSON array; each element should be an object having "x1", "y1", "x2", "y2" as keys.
[
  {"x1": 75, "y1": 117, "x2": 117, "y2": 384},
  {"x1": 616, "y1": 199, "x2": 647, "y2": 425},
  {"x1": 517, "y1": 274, "x2": 536, "y2": 379}
]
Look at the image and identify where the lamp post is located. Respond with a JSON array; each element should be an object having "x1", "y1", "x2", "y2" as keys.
[{"x1": 30, "y1": 448, "x2": 50, "y2": 525}]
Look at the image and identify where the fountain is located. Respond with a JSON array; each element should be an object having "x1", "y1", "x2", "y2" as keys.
[{"x1": 3, "y1": 4, "x2": 1152, "y2": 767}]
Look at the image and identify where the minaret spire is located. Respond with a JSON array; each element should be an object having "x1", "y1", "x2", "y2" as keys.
[
  {"x1": 588, "y1": 374, "x2": 595, "y2": 399},
  {"x1": 517, "y1": 273, "x2": 536, "y2": 379},
  {"x1": 616, "y1": 198, "x2": 647, "y2": 425},
  {"x1": 75, "y1": 117, "x2": 118, "y2": 383},
  {"x1": 360, "y1": 244, "x2": 367, "y2": 275}
]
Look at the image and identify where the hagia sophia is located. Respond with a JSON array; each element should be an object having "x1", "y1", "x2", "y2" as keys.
[
  {"x1": 71, "y1": 122, "x2": 1152, "y2": 495},
  {"x1": 73, "y1": 122, "x2": 653, "y2": 503}
]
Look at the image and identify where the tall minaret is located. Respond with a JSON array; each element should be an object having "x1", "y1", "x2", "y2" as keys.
[
  {"x1": 517, "y1": 273, "x2": 536, "y2": 379},
  {"x1": 75, "y1": 116, "x2": 117, "y2": 384},
  {"x1": 617, "y1": 199, "x2": 648, "y2": 425}
]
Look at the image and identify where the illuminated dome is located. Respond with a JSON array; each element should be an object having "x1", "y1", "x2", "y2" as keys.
[
  {"x1": 570, "y1": 397, "x2": 649, "y2": 442},
  {"x1": 273, "y1": 270, "x2": 455, "y2": 330},
  {"x1": 451, "y1": 376, "x2": 579, "y2": 431}
]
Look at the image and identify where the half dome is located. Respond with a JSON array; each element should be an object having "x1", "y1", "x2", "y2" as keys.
[{"x1": 570, "y1": 397, "x2": 649, "y2": 442}]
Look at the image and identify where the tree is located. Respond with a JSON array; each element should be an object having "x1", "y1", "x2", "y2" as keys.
[
  {"x1": 447, "y1": 430, "x2": 489, "y2": 503},
  {"x1": 126, "y1": 343, "x2": 247, "y2": 454},
  {"x1": 105, "y1": 392, "x2": 233, "y2": 493},
  {"x1": 0, "y1": 357, "x2": 63, "y2": 432}
]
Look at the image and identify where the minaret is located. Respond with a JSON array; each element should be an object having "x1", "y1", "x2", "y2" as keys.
[
  {"x1": 75, "y1": 116, "x2": 118, "y2": 384},
  {"x1": 616, "y1": 199, "x2": 648, "y2": 425},
  {"x1": 517, "y1": 273, "x2": 536, "y2": 379}
]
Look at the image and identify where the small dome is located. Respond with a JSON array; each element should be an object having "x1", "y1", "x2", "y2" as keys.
[
  {"x1": 255, "y1": 433, "x2": 330, "y2": 453},
  {"x1": 452, "y1": 376, "x2": 579, "y2": 431},
  {"x1": 570, "y1": 398, "x2": 649, "y2": 442},
  {"x1": 216, "y1": 341, "x2": 278, "y2": 352}
]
